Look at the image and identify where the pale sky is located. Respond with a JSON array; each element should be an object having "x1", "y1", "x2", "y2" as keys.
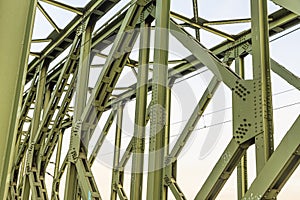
[{"x1": 27, "y1": 0, "x2": 300, "y2": 199}]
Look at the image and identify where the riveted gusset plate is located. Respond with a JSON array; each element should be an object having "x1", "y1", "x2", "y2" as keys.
[{"x1": 232, "y1": 79, "x2": 263, "y2": 144}]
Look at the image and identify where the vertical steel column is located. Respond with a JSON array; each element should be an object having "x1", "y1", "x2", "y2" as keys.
[
  {"x1": 0, "y1": 0, "x2": 37, "y2": 198},
  {"x1": 43, "y1": 83, "x2": 53, "y2": 118},
  {"x1": 235, "y1": 56, "x2": 248, "y2": 199},
  {"x1": 163, "y1": 80, "x2": 172, "y2": 198},
  {"x1": 21, "y1": 61, "x2": 47, "y2": 200},
  {"x1": 18, "y1": 156, "x2": 26, "y2": 197},
  {"x1": 77, "y1": 20, "x2": 95, "y2": 149},
  {"x1": 31, "y1": 62, "x2": 48, "y2": 151},
  {"x1": 20, "y1": 165, "x2": 30, "y2": 199},
  {"x1": 130, "y1": 22, "x2": 150, "y2": 200},
  {"x1": 111, "y1": 103, "x2": 124, "y2": 200},
  {"x1": 251, "y1": 0, "x2": 275, "y2": 174},
  {"x1": 64, "y1": 151, "x2": 78, "y2": 199},
  {"x1": 146, "y1": 0, "x2": 171, "y2": 199},
  {"x1": 64, "y1": 20, "x2": 93, "y2": 200},
  {"x1": 192, "y1": 0, "x2": 200, "y2": 41},
  {"x1": 51, "y1": 130, "x2": 63, "y2": 199}
]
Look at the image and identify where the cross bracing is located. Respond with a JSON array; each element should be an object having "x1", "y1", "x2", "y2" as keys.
[{"x1": 0, "y1": 0, "x2": 300, "y2": 200}]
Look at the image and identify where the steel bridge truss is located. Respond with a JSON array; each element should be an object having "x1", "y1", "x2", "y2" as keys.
[{"x1": 2, "y1": 0, "x2": 300, "y2": 199}]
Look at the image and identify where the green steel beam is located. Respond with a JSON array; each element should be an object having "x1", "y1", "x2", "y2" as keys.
[
  {"x1": 79, "y1": 0, "x2": 147, "y2": 154},
  {"x1": 235, "y1": 56, "x2": 248, "y2": 199},
  {"x1": 192, "y1": 0, "x2": 200, "y2": 41},
  {"x1": 272, "y1": 0, "x2": 300, "y2": 15},
  {"x1": 202, "y1": 17, "x2": 273, "y2": 26},
  {"x1": 246, "y1": 48, "x2": 300, "y2": 94},
  {"x1": 130, "y1": 22, "x2": 151, "y2": 200},
  {"x1": 270, "y1": 59, "x2": 300, "y2": 90},
  {"x1": 51, "y1": 130, "x2": 63, "y2": 200},
  {"x1": 75, "y1": 154, "x2": 102, "y2": 199},
  {"x1": 30, "y1": 61, "x2": 47, "y2": 162},
  {"x1": 77, "y1": 19, "x2": 95, "y2": 148},
  {"x1": 56, "y1": 156, "x2": 68, "y2": 189},
  {"x1": 211, "y1": 11, "x2": 298, "y2": 56},
  {"x1": 165, "y1": 75, "x2": 221, "y2": 200},
  {"x1": 116, "y1": 184, "x2": 128, "y2": 200},
  {"x1": 204, "y1": 18, "x2": 253, "y2": 26},
  {"x1": 164, "y1": 77, "x2": 172, "y2": 200},
  {"x1": 21, "y1": 60, "x2": 48, "y2": 200},
  {"x1": 146, "y1": 0, "x2": 170, "y2": 199},
  {"x1": 243, "y1": 115, "x2": 300, "y2": 200},
  {"x1": 88, "y1": 109, "x2": 117, "y2": 165},
  {"x1": 111, "y1": 104, "x2": 124, "y2": 200},
  {"x1": 251, "y1": 0, "x2": 275, "y2": 174},
  {"x1": 118, "y1": 138, "x2": 134, "y2": 170},
  {"x1": 37, "y1": 2, "x2": 60, "y2": 33},
  {"x1": 170, "y1": 19, "x2": 241, "y2": 89},
  {"x1": 118, "y1": 104, "x2": 163, "y2": 172},
  {"x1": 0, "y1": 0, "x2": 37, "y2": 198},
  {"x1": 31, "y1": 38, "x2": 53, "y2": 43},
  {"x1": 39, "y1": 0, "x2": 83, "y2": 15},
  {"x1": 170, "y1": 12, "x2": 235, "y2": 41},
  {"x1": 93, "y1": 1, "x2": 132, "y2": 36},
  {"x1": 167, "y1": 77, "x2": 219, "y2": 161},
  {"x1": 64, "y1": 19, "x2": 94, "y2": 200},
  {"x1": 165, "y1": 176, "x2": 186, "y2": 200},
  {"x1": 194, "y1": 139, "x2": 250, "y2": 200}
]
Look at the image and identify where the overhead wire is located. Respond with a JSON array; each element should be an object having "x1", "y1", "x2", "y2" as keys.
[{"x1": 96, "y1": 99, "x2": 300, "y2": 158}]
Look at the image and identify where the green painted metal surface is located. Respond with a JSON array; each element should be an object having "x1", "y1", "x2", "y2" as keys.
[{"x1": 1, "y1": 0, "x2": 300, "y2": 199}]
